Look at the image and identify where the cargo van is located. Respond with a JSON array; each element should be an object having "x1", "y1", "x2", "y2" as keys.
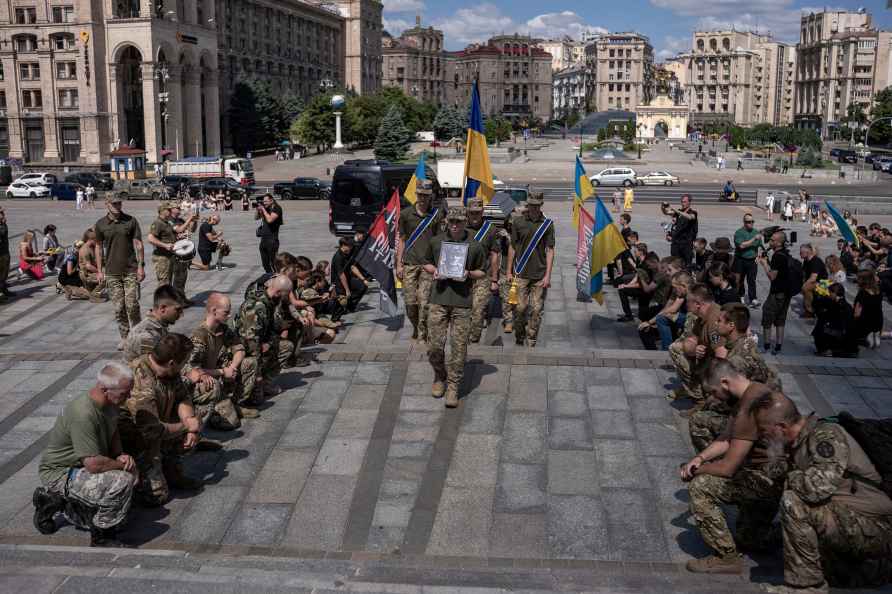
[{"x1": 328, "y1": 160, "x2": 441, "y2": 235}]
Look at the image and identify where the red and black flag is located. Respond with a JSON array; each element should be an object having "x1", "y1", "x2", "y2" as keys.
[{"x1": 356, "y1": 189, "x2": 401, "y2": 317}]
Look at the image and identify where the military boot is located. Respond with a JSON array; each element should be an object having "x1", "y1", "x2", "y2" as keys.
[
  {"x1": 761, "y1": 583, "x2": 828, "y2": 594},
  {"x1": 32, "y1": 487, "x2": 64, "y2": 535},
  {"x1": 90, "y1": 526, "x2": 132, "y2": 548},
  {"x1": 503, "y1": 322, "x2": 513, "y2": 333},
  {"x1": 163, "y1": 461, "x2": 204, "y2": 491},
  {"x1": 445, "y1": 385, "x2": 459, "y2": 408},
  {"x1": 237, "y1": 405, "x2": 260, "y2": 419},
  {"x1": 431, "y1": 379, "x2": 446, "y2": 399},
  {"x1": 685, "y1": 554, "x2": 744, "y2": 574}
]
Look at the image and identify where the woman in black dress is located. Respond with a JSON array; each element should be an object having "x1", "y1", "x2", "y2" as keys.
[
  {"x1": 813, "y1": 283, "x2": 858, "y2": 357},
  {"x1": 854, "y1": 270, "x2": 883, "y2": 349}
]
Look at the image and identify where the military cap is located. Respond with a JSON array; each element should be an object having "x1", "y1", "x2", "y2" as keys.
[
  {"x1": 158, "y1": 201, "x2": 173, "y2": 213},
  {"x1": 446, "y1": 206, "x2": 468, "y2": 222},
  {"x1": 300, "y1": 288, "x2": 320, "y2": 301},
  {"x1": 416, "y1": 179, "x2": 434, "y2": 196},
  {"x1": 467, "y1": 199, "x2": 484, "y2": 213},
  {"x1": 105, "y1": 193, "x2": 123, "y2": 203},
  {"x1": 526, "y1": 192, "x2": 544, "y2": 206}
]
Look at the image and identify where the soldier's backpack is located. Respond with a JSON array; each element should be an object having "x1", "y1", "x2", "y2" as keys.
[
  {"x1": 829, "y1": 411, "x2": 892, "y2": 498},
  {"x1": 784, "y1": 252, "x2": 804, "y2": 297}
]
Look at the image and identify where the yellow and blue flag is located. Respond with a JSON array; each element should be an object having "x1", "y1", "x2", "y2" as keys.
[
  {"x1": 576, "y1": 197, "x2": 627, "y2": 304},
  {"x1": 825, "y1": 201, "x2": 860, "y2": 248},
  {"x1": 572, "y1": 155, "x2": 595, "y2": 230},
  {"x1": 403, "y1": 152, "x2": 426, "y2": 205},
  {"x1": 462, "y1": 81, "x2": 495, "y2": 205}
]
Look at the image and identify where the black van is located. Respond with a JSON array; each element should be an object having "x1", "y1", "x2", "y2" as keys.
[
  {"x1": 328, "y1": 160, "x2": 441, "y2": 235},
  {"x1": 836, "y1": 149, "x2": 858, "y2": 164}
]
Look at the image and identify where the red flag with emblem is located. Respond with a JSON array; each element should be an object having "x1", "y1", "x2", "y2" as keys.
[{"x1": 356, "y1": 189, "x2": 401, "y2": 317}]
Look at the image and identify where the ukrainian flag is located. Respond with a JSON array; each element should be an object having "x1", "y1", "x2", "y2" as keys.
[
  {"x1": 462, "y1": 81, "x2": 495, "y2": 205},
  {"x1": 572, "y1": 155, "x2": 594, "y2": 230},
  {"x1": 825, "y1": 201, "x2": 860, "y2": 248},
  {"x1": 590, "y1": 197, "x2": 628, "y2": 304},
  {"x1": 404, "y1": 152, "x2": 426, "y2": 205}
]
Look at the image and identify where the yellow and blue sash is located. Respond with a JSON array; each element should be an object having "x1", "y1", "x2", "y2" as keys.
[
  {"x1": 514, "y1": 218, "x2": 553, "y2": 275},
  {"x1": 404, "y1": 207, "x2": 439, "y2": 252}
]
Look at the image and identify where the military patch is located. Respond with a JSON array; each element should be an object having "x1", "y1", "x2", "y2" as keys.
[{"x1": 816, "y1": 441, "x2": 835, "y2": 459}]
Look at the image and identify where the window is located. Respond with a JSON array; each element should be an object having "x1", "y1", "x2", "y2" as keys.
[
  {"x1": 15, "y1": 7, "x2": 36, "y2": 23},
  {"x1": 22, "y1": 90, "x2": 42, "y2": 109},
  {"x1": 24, "y1": 120, "x2": 44, "y2": 161},
  {"x1": 0, "y1": 92, "x2": 6, "y2": 109},
  {"x1": 56, "y1": 62, "x2": 77, "y2": 80},
  {"x1": 19, "y1": 63, "x2": 40, "y2": 80},
  {"x1": 52, "y1": 34, "x2": 76, "y2": 50},
  {"x1": 15, "y1": 35, "x2": 38, "y2": 52},
  {"x1": 58, "y1": 89, "x2": 78, "y2": 108},
  {"x1": 52, "y1": 6, "x2": 75, "y2": 23},
  {"x1": 60, "y1": 120, "x2": 80, "y2": 162}
]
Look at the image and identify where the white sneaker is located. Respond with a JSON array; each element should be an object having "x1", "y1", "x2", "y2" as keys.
[{"x1": 750, "y1": 299, "x2": 761, "y2": 308}]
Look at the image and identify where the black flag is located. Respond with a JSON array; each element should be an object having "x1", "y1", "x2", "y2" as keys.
[{"x1": 356, "y1": 189, "x2": 400, "y2": 317}]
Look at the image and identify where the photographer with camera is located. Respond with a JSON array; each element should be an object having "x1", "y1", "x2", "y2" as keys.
[
  {"x1": 255, "y1": 193, "x2": 283, "y2": 273},
  {"x1": 758, "y1": 230, "x2": 794, "y2": 355},
  {"x1": 661, "y1": 195, "x2": 698, "y2": 267}
]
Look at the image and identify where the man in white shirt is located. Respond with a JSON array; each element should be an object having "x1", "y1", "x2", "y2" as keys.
[{"x1": 75, "y1": 187, "x2": 84, "y2": 210}]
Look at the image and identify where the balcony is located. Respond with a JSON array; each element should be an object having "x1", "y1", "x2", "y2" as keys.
[{"x1": 502, "y1": 104, "x2": 531, "y2": 115}]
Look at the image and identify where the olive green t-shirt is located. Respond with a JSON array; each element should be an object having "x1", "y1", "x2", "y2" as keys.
[
  {"x1": 424, "y1": 231, "x2": 487, "y2": 308},
  {"x1": 467, "y1": 221, "x2": 497, "y2": 272},
  {"x1": 39, "y1": 393, "x2": 118, "y2": 487},
  {"x1": 733, "y1": 227, "x2": 762, "y2": 260},
  {"x1": 399, "y1": 206, "x2": 444, "y2": 266},
  {"x1": 94, "y1": 213, "x2": 142, "y2": 275},
  {"x1": 149, "y1": 217, "x2": 176, "y2": 257},
  {"x1": 510, "y1": 214, "x2": 555, "y2": 281}
]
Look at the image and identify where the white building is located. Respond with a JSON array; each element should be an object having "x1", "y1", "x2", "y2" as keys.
[{"x1": 552, "y1": 63, "x2": 588, "y2": 119}]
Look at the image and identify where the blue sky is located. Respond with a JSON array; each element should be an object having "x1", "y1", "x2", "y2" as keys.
[{"x1": 382, "y1": 0, "x2": 892, "y2": 58}]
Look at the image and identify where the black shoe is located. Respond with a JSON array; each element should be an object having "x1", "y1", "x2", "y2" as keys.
[
  {"x1": 772, "y1": 345, "x2": 782, "y2": 355},
  {"x1": 32, "y1": 487, "x2": 64, "y2": 535},
  {"x1": 90, "y1": 526, "x2": 133, "y2": 548}
]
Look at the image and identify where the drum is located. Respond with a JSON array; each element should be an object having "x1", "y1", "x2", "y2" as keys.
[{"x1": 173, "y1": 239, "x2": 195, "y2": 262}]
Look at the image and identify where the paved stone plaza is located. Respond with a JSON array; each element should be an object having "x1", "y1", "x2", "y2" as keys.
[{"x1": 1, "y1": 198, "x2": 891, "y2": 593}]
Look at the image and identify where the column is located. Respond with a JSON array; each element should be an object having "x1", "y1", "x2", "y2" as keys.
[
  {"x1": 203, "y1": 70, "x2": 221, "y2": 155},
  {"x1": 108, "y1": 63, "x2": 124, "y2": 147},
  {"x1": 183, "y1": 68, "x2": 202, "y2": 156},
  {"x1": 141, "y1": 62, "x2": 160, "y2": 163},
  {"x1": 2, "y1": 54, "x2": 23, "y2": 159},
  {"x1": 39, "y1": 51, "x2": 59, "y2": 161},
  {"x1": 166, "y1": 65, "x2": 184, "y2": 159}
]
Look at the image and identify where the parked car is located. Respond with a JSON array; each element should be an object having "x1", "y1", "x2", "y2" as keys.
[
  {"x1": 483, "y1": 187, "x2": 529, "y2": 224},
  {"x1": 160, "y1": 175, "x2": 191, "y2": 195},
  {"x1": 273, "y1": 177, "x2": 330, "y2": 200},
  {"x1": 829, "y1": 148, "x2": 842, "y2": 157},
  {"x1": 64, "y1": 172, "x2": 113, "y2": 191},
  {"x1": 14, "y1": 172, "x2": 57, "y2": 186},
  {"x1": 187, "y1": 176, "x2": 248, "y2": 198},
  {"x1": 589, "y1": 167, "x2": 638, "y2": 187},
  {"x1": 113, "y1": 179, "x2": 164, "y2": 201},
  {"x1": 871, "y1": 156, "x2": 892, "y2": 171},
  {"x1": 836, "y1": 149, "x2": 858, "y2": 164},
  {"x1": 636, "y1": 171, "x2": 679, "y2": 186},
  {"x1": 50, "y1": 182, "x2": 85, "y2": 201},
  {"x1": 6, "y1": 181, "x2": 51, "y2": 199}
]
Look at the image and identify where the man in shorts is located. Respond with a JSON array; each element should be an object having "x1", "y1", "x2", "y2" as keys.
[{"x1": 758, "y1": 231, "x2": 791, "y2": 355}]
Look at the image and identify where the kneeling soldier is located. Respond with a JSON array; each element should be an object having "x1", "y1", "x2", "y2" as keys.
[
  {"x1": 423, "y1": 207, "x2": 487, "y2": 407},
  {"x1": 34, "y1": 361, "x2": 138, "y2": 547}
]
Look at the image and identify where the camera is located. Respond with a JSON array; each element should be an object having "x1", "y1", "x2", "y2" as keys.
[{"x1": 252, "y1": 200, "x2": 259, "y2": 209}]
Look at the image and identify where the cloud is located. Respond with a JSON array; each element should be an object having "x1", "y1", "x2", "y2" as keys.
[
  {"x1": 656, "y1": 35, "x2": 689, "y2": 60},
  {"x1": 383, "y1": 17, "x2": 414, "y2": 35},
  {"x1": 382, "y1": 0, "x2": 425, "y2": 13},
  {"x1": 524, "y1": 12, "x2": 607, "y2": 40},
  {"x1": 649, "y1": 0, "x2": 813, "y2": 42}
]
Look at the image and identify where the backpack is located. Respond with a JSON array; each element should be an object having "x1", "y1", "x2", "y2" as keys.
[
  {"x1": 784, "y1": 251, "x2": 803, "y2": 297},
  {"x1": 828, "y1": 412, "x2": 892, "y2": 499}
]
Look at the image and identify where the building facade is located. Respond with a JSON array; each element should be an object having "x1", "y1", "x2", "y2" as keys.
[
  {"x1": 444, "y1": 34, "x2": 553, "y2": 123},
  {"x1": 589, "y1": 33, "x2": 654, "y2": 112},
  {"x1": 0, "y1": 0, "x2": 219, "y2": 167},
  {"x1": 752, "y1": 42, "x2": 797, "y2": 126},
  {"x1": 552, "y1": 63, "x2": 588, "y2": 120},
  {"x1": 382, "y1": 19, "x2": 444, "y2": 104},
  {"x1": 795, "y1": 10, "x2": 892, "y2": 136},
  {"x1": 539, "y1": 37, "x2": 577, "y2": 72},
  {"x1": 336, "y1": 0, "x2": 382, "y2": 94},
  {"x1": 215, "y1": 0, "x2": 345, "y2": 151}
]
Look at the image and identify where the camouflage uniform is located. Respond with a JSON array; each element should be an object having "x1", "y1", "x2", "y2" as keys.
[
  {"x1": 170, "y1": 216, "x2": 191, "y2": 296},
  {"x1": 188, "y1": 321, "x2": 257, "y2": 430},
  {"x1": 399, "y1": 197, "x2": 443, "y2": 341},
  {"x1": 118, "y1": 355, "x2": 193, "y2": 506},
  {"x1": 428, "y1": 304, "x2": 473, "y2": 391},
  {"x1": 669, "y1": 313, "x2": 702, "y2": 399},
  {"x1": 148, "y1": 215, "x2": 176, "y2": 285},
  {"x1": 513, "y1": 278, "x2": 547, "y2": 345},
  {"x1": 467, "y1": 209, "x2": 496, "y2": 343},
  {"x1": 122, "y1": 313, "x2": 169, "y2": 363},
  {"x1": 78, "y1": 245, "x2": 104, "y2": 300},
  {"x1": 498, "y1": 270, "x2": 515, "y2": 328},
  {"x1": 237, "y1": 287, "x2": 287, "y2": 382},
  {"x1": 780, "y1": 417, "x2": 892, "y2": 588},
  {"x1": 107, "y1": 274, "x2": 141, "y2": 339},
  {"x1": 56, "y1": 468, "x2": 136, "y2": 530},
  {"x1": 510, "y1": 206, "x2": 555, "y2": 347}
]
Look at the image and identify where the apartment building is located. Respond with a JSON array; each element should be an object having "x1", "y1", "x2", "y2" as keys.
[
  {"x1": 444, "y1": 34, "x2": 553, "y2": 123},
  {"x1": 753, "y1": 42, "x2": 797, "y2": 125},
  {"x1": 539, "y1": 37, "x2": 578, "y2": 72},
  {"x1": 215, "y1": 0, "x2": 345, "y2": 149},
  {"x1": 0, "y1": 0, "x2": 219, "y2": 167},
  {"x1": 589, "y1": 32, "x2": 654, "y2": 112},
  {"x1": 382, "y1": 19, "x2": 445, "y2": 104},
  {"x1": 335, "y1": 0, "x2": 383, "y2": 94},
  {"x1": 795, "y1": 10, "x2": 892, "y2": 136},
  {"x1": 552, "y1": 62, "x2": 588, "y2": 120}
]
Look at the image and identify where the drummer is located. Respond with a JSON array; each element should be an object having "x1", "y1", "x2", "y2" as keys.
[
  {"x1": 146, "y1": 202, "x2": 178, "y2": 286},
  {"x1": 169, "y1": 203, "x2": 197, "y2": 306}
]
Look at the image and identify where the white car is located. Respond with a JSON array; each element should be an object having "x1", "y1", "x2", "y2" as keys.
[
  {"x1": 6, "y1": 181, "x2": 50, "y2": 198},
  {"x1": 589, "y1": 167, "x2": 637, "y2": 187},
  {"x1": 637, "y1": 171, "x2": 680, "y2": 186},
  {"x1": 14, "y1": 172, "x2": 57, "y2": 186}
]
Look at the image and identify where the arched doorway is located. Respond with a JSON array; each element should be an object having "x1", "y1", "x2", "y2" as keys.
[
  {"x1": 119, "y1": 46, "x2": 145, "y2": 148},
  {"x1": 655, "y1": 120, "x2": 668, "y2": 138}
]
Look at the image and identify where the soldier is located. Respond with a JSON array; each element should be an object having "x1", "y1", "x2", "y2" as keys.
[
  {"x1": 422, "y1": 207, "x2": 487, "y2": 407},
  {"x1": 119, "y1": 334, "x2": 208, "y2": 507},
  {"x1": 187, "y1": 293, "x2": 259, "y2": 430},
  {"x1": 754, "y1": 395, "x2": 892, "y2": 593},
  {"x1": 237, "y1": 274, "x2": 294, "y2": 400},
  {"x1": 506, "y1": 192, "x2": 554, "y2": 347},
  {"x1": 667, "y1": 284, "x2": 724, "y2": 407},
  {"x1": 122, "y1": 284, "x2": 183, "y2": 363},
  {"x1": 78, "y1": 228, "x2": 105, "y2": 302},
  {"x1": 465, "y1": 199, "x2": 499, "y2": 343},
  {"x1": 34, "y1": 361, "x2": 138, "y2": 547},
  {"x1": 713, "y1": 303, "x2": 779, "y2": 389},
  {"x1": 681, "y1": 366, "x2": 788, "y2": 574},
  {"x1": 169, "y1": 203, "x2": 197, "y2": 305},
  {"x1": 146, "y1": 202, "x2": 177, "y2": 286},
  {"x1": 497, "y1": 213, "x2": 516, "y2": 332},
  {"x1": 396, "y1": 179, "x2": 444, "y2": 342},
  {"x1": 94, "y1": 195, "x2": 144, "y2": 347}
]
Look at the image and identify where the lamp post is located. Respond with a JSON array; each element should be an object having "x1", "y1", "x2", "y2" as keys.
[{"x1": 330, "y1": 94, "x2": 345, "y2": 151}]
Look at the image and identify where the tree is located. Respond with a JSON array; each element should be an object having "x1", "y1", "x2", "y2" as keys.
[
  {"x1": 565, "y1": 109, "x2": 581, "y2": 130},
  {"x1": 484, "y1": 116, "x2": 511, "y2": 144},
  {"x1": 228, "y1": 83, "x2": 260, "y2": 155},
  {"x1": 374, "y1": 105, "x2": 412, "y2": 162},
  {"x1": 251, "y1": 80, "x2": 289, "y2": 147},
  {"x1": 346, "y1": 94, "x2": 385, "y2": 146},
  {"x1": 868, "y1": 86, "x2": 892, "y2": 146},
  {"x1": 728, "y1": 126, "x2": 747, "y2": 149},
  {"x1": 433, "y1": 105, "x2": 466, "y2": 141},
  {"x1": 281, "y1": 93, "x2": 305, "y2": 128},
  {"x1": 292, "y1": 93, "x2": 336, "y2": 152},
  {"x1": 622, "y1": 119, "x2": 635, "y2": 143},
  {"x1": 596, "y1": 126, "x2": 608, "y2": 141}
]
